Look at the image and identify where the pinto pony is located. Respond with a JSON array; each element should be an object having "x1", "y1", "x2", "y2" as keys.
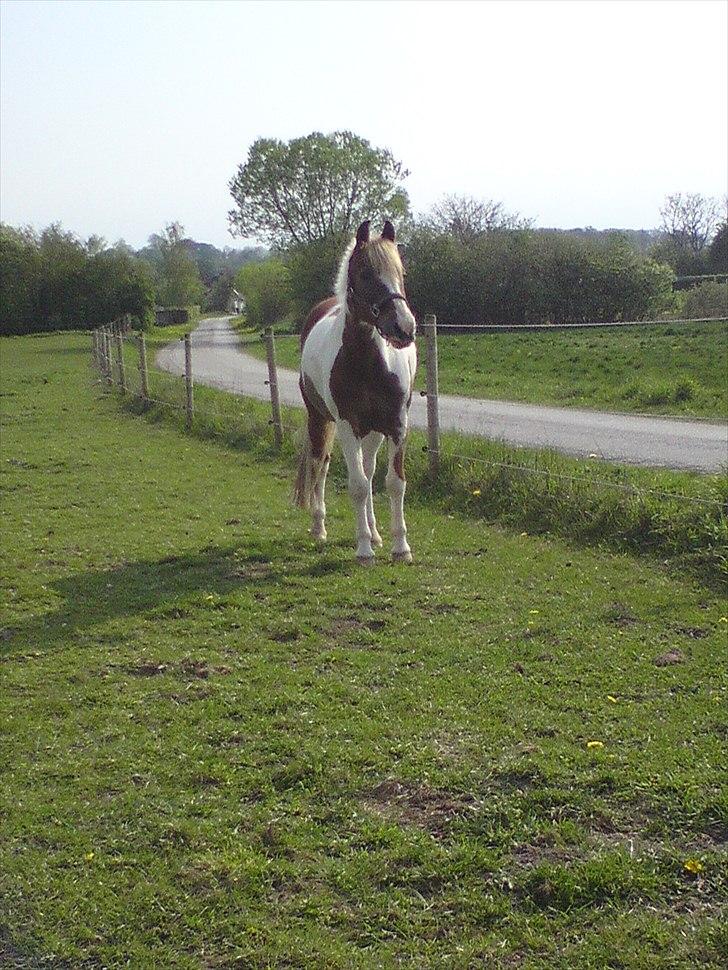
[{"x1": 294, "y1": 220, "x2": 417, "y2": 563}]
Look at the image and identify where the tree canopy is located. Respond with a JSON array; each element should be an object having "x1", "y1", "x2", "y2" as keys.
[
  {"x1": 423, "y1": 194, "x2": 532, "y2": 242},
  {"x1": 228, "y1": 132, "x2": 410, "y2": 248},
  {"x1": 0, "y1": 223, "x2": 155, "y2": 335},
  {"x1": 144, "y1": 223, "x2": 205, "y2": 307}
]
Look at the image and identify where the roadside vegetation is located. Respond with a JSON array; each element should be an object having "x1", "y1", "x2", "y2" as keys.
[
  {"x1": 2, "y1": 332, "x2": 726, "y2": 968},
  {"x1": 107, "y1": 327, "x2": 728, "y2": 588},
  {"x1": 234, "y1": 318, "x2": 728, "y2": 421}
]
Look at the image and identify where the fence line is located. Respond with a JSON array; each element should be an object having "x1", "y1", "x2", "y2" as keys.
[
  {"x1": 434, "y1": 316, "x2": 728, "y2": 334},
  {"x1": 89, "y1": 319, "x2": 726, "y2": 513},
  {"x1": 437, "y1": 449, "x2": 725, "y2": 508}
]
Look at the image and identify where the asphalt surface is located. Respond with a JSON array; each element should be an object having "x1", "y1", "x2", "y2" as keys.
[{"x1": 156, "y1": 317, "x2": 728, "y2": 472}]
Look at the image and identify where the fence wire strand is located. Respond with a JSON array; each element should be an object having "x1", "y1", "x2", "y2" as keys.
[
  {"x1": 90, "y1": 321, "x2": 726, "y2": 514},
  {"x1": 436, "y1": 448, "x2": 725, "y2": 509}
]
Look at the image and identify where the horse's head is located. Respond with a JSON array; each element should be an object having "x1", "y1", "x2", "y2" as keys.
[{"x1": 346, "y1": 220, "x2": 416, "y2": 349}]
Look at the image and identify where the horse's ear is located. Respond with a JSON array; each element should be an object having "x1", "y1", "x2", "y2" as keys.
[
  {"x1": 355, "y1": 220, "x2": 371, "y2": 247},
  {"x1": 381, "y1": 220, "x2": 396, "y2": 243}
]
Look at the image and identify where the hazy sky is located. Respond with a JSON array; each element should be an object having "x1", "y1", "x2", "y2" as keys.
[{"x1": 1, "y1": 0, "x2": 726, "y2": 249}]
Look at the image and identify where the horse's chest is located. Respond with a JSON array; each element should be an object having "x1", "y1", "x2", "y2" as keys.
[{"x1": 330, "y1": 353, "x2": 406, "y2": 440}]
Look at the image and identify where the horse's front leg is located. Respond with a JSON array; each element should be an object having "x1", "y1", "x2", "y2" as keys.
[
  {"x1": 361, "y1": 431, "x2": 384, "y2": 548},
  {"x1": 338, "y1": 422, "x2": 376, "y2": 563},
  {"x1": 386, "y1": 435, "x2": 412, "y2": 563}
]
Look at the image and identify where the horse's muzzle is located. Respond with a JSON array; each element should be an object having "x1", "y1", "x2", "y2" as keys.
[{"x1": 381, "y1": 320, "x2": 415, "y2": 349}]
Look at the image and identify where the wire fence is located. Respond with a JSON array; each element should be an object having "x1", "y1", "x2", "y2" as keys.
[
  {"x1": 91, "y1": 320, "x2": 302, "y2": 444},
  {"x1": 434, "y1": 316, "x2": 728, "y2": 333},
  {"x1": 90, "y1": 316, "x2": 728, "y2": 515}
]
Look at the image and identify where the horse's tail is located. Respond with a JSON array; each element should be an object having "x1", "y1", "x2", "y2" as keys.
[
  {"x1": 293, "y1": 420, "x2": 335, "y2": 510},
  {"x1": 293, "y1": 433, "x2": 314, "y2": 510}
]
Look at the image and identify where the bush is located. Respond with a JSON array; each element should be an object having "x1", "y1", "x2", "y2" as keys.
[
  {"x1": 235, "y1": 258, "x2": 293, "y2": 329},
  {"x1": 284, "y1": 237, "x2": 343, "y2": 327},
  {"x1": 681, "y1": 281, "x2": 728, "y2": 319},
  {"x1": 404, "y1": 228, "x2": 673, "y2": 326}
]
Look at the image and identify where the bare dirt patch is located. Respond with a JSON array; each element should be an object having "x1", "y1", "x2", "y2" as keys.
[
  {"x1": 510, "y1": 836, "x2": 580, "y2": 868},
  {"x1": 604, "y1": 602, "x2": 639, "y2": 628},
  {"x1": 654, "y1": 649, "x2": 686, "y2": 667},
  {"x1": 126, "y1": 661, "x2": 169, "y2": 677},
  {"x1": 362, "y1": 778, "x2": 479, "y2": 837},
  {"x1": 675, "y1": 626, "x2": 709, "y2": 640}
]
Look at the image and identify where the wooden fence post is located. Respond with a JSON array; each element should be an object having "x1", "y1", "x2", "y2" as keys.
[
  {"x1": 263, "y1": 327, "x2": 283, "y2": 449},
  {"x1": 103, "y1": 331, "x2": 113, "y2": 386},
  {"x1": 114, "y1": 332, "x2": 127, "y2": 393},
  {"x1": 138, "y1": 332, "x2": 150, "y2": 402},
  {"x1": 423, "y1": 313, "x2": 440, "y2": 476},
  {"x1": 184, "y1": 332, "x2": 194, "y2": 429},
  {"x1": 92, "y1": 330, "x2": 99, "y2": 370}
]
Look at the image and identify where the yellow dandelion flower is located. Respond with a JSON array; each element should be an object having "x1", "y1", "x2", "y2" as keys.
[
  {"x1": 84, "y1": 851, "x2": 95, "y2": 861},
  {"x1": 683, "y1": 859, "x2": 704, "y2": 874},
  {"x1": 607, "y1": 695, "x2": 618, "y2": 703},
  {"x1": 472, "y1": 489, "x2": 481, "y2": 496},
  {"x1": 586, "y1": 740, "x2": 604, "y2": 749}
]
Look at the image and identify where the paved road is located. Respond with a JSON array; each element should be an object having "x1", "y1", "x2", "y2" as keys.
[{"x1": 156, "y1": 317, "x2": 728, "y2": 472}]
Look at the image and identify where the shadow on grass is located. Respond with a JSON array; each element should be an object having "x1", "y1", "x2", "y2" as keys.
[{"x1": 1, "y1": 541, "x2": 354, "y2": 657}]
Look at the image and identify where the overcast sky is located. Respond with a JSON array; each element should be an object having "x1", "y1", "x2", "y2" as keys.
[{"x1": 1, "y1": 0, "x2": 726, "y2": 249}]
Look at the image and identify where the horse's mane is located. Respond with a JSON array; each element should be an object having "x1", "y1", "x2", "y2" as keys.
[{"x1": 334, "y1": 236, "x2": 404, "y2": 308}]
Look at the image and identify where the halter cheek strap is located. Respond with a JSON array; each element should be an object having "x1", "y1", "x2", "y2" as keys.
[{"x1": 347, "y1": 285, "x2": 407, "y2": 324}]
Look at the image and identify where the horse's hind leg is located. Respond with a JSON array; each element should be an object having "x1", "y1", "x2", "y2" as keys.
[
  {"x1": 309, "y1": 415, "x2": 335, "y2": 542},
  {"x1": 295, "y1": 403, "x2": 334, "y2": 542},
  {"x1": 386, "y1": 436, "x2": 412, "y2": 563},
  {"x1": 361, "y1": 432, "x2": 384, "y2": 548}
]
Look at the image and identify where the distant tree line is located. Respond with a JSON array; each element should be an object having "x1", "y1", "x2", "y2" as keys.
[
  {"x1": 0, "y1": 221, "x2": 265, "y2": 336},
  {"x1": 230, "y1": 132, "x2": 727, "y2": 328},
  {"x1": 0, "y1": 224, "x2": 155, "y2": 335}
]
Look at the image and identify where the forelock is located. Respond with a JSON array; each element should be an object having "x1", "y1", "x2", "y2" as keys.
[{"x1": 363, "y1": 239, "x2": 404, "y2": 283}]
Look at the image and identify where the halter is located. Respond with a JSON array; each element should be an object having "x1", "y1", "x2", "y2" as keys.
[{"x1": 346, "y1": 285, "x2": 409, "y2": 341}]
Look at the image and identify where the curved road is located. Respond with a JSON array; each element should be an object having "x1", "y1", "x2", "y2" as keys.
[{"x1": 157, "y1": 317, "x2": 728, "y2": 472}]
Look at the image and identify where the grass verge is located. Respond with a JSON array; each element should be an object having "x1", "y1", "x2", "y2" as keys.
[{"x1": 113, "y1": 331, "x2": 727, "y2": 589}]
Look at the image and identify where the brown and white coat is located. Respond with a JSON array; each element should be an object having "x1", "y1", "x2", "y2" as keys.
[{"x1": 295, "y1": 221, "x2": 417, "y2": 563}]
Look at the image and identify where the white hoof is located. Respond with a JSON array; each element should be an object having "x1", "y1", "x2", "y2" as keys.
[{"x1": 392, "y1": 550, "x2": 413, "y2": 564}]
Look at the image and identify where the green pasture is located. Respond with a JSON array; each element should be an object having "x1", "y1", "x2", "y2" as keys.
[
  {"x1": 239, "y1": 319, "x2": 728, "y2": 420},
  {"x1": 1, "y1": 333, "x2": 727, "y2": 968}
]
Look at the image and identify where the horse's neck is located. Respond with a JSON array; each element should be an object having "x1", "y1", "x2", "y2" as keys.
[{"x1": 342, "y1": 312, "x2": 383, "y2": 354}]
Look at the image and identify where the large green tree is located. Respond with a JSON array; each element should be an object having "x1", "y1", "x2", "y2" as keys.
[
  {"x1": 228, "y1": 132, "x2": 409, "y2": 248},
  {"x1": 147, "y1": 223, "x2": 205, "y2": 307}
]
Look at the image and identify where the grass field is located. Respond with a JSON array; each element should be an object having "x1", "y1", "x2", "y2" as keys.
[
  {"x1": 1, "y1": 333, "x2": 727, "y2": 968},
  {"x1": 239, "y1": 319, "x2": 728, "y2": 420}
]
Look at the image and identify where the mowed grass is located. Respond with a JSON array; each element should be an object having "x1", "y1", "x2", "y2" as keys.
[
  {"x1": 1, "y1": 332, "x2": 727, "y2": 969},
  {"x1": 241, "y1": 319, "x2": 728, "y2": 420}
]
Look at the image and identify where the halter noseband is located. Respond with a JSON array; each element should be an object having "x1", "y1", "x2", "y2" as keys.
[{"x1": 346, "y1": 285, "x2": 408, "y2": 333}]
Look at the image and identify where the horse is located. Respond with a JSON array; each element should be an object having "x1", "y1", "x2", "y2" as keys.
[{"x1": 294, "y1": 219, "x2": 418, "y2": 564}]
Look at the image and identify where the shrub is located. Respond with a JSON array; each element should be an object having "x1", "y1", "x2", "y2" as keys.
[
  {"x1": 404, "y1": 227, "x2": 673, "y2": 326},
  {"x1": 284, "y1": 237, "x2": 343, "y2": 327},
  {"x1": 681, "y1": 281, "x2": 728, "y2": 319},
  {"x1": 235, "y1": 258, "x2": 293, "y2": 329}
]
